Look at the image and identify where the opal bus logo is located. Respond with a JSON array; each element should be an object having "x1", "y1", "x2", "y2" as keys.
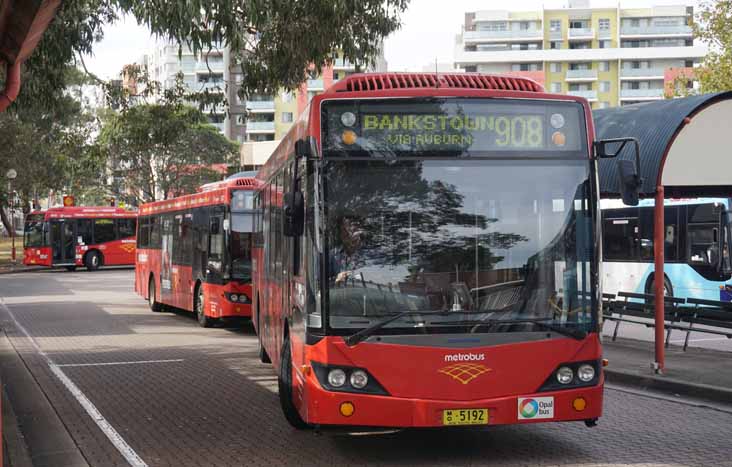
[
  {"x1": 120, "y1": 243, "x2": 136, "y2": 253},
  {"x1": 438, "y1": 362, "x2": 491, "y2": 385},
  {"x1": 517, "y1": 397, "x2": 554, "y2": 419}
]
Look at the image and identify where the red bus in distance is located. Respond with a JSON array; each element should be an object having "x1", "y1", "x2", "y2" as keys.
[
  {"x1": 134, "y1": 177, "x2": 258, "y2": 327},
  {"x1": 253, "y1": 72, "x2": 609, "y2": 430},
  {"x1": 23, "y1": 206, "x2": 137, "y2": 271}
]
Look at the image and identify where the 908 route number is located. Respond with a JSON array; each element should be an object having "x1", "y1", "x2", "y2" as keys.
[{"x1": 442, "y1": 408, "x2": 489, "y2": 426}]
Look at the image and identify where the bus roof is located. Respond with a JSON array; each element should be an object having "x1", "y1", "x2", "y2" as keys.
[
  {"x1": 326, "y1": 72, "x2": 544, "y2": 94},
  {"x1": 30, "y1": 206, "x2": 137, "y2": 219},
  {"x1": 140, "y1": 177, "x2": 259, "y2": 215}
]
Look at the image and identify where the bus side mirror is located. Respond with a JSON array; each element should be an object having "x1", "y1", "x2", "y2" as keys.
[
  {"x1": 594, "y1": 137, "x2": 642, "y2": 207},
  {"x1": 295, "y1": 138, "x2": 312, "y2": 158},
  {"x1": 617, "y1": 159, "x2": 640, "y2": 206},
  {"x1": 283, "y1": 191, "x2": 304, "y2": 237}
]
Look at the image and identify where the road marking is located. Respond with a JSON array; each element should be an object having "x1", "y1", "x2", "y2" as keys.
[
  {"x1": 1, "y1": 299, "x2": 148, "y2": 467},
  {"x1": 57, "y1": 359, "x2": 184, "y2": 368}
]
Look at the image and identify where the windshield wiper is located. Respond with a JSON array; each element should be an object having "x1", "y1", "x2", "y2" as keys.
[{"x1": 344, "y1": 309, "x2": 454, "y2": 346}]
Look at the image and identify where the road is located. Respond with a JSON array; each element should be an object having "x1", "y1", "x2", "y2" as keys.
[{"x1": 1, "y1": 269, "x2": 731, "y2": 467}]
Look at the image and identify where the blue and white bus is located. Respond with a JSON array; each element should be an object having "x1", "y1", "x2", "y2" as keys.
[{"x1": 601, "y1": 198, "x2": 732, "y2": 302}]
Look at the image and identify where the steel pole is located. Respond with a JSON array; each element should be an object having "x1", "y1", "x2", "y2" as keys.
[{"x1": 654, "y1": 186, "x2": 665, "y2": 373}]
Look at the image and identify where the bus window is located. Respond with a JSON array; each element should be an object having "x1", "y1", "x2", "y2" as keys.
[
  {"x1": 603, "y1": 218, "x2": 638, "y2": 261},
  {"x1": 688, "y1": 224, "x2": 718, "y2": 265},
  {"x1": 137, "y1": 217, "x2": 150, "y2": 248},
  {"x1": 94, "y1": 218, "x2": 115, "y2": 244},
  {"x1": 150, "y1": 216, "x2": 162, "y2": 248},
  {"x1": 208, "y1": 214, "x2": 225, "y2": 272},
  {"x1": 117, "y1": 218, "x2": 136, "y2": 239},
  {"x1": 77, "y1": 219, "x2": 93, "y2": 245}
]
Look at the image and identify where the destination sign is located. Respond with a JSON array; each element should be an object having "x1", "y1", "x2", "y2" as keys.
[{"x1": 321, "y1": 98, "x2": 586, "y2": 157}]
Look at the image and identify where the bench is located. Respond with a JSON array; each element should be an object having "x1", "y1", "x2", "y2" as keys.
[
  {"x1": 603, "y1": 291, "x2": 732, "y2": 350},
  {"x1": 603, "y1": 292, "x2": 687, "y2": 347}
]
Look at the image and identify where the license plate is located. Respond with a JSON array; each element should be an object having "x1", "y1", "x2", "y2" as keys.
[{"x1": 442, "y1": 408, "x2": 489, "y2": 426}]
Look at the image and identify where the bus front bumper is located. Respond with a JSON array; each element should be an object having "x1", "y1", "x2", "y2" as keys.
[{"x1": 302, "y1": 380, "x2": 603, "y2": 428}]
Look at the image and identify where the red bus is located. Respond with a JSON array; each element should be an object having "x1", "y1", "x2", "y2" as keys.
[
  {"x1": 23, "y1": 206, "x2": 137, "y2": 271},
  {"x1": 253, "y1": 72, "x2": 639, "y2": 430},
  {"x1": 134, "y1": 177, "x2": 258, "y2": 327}
]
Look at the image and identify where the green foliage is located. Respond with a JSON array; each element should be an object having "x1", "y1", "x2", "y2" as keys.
[
  {"x1": 17, "y1": 0, "x2": 408, "y2": 111},
  {"x1": 693, "y1": 0, "x2": 732, "y2": 93},
  {"x1": 98, "y1": 98, "x2": 239, "y2": 203}
]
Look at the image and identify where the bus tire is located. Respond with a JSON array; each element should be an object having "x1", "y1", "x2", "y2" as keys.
[
  {"x1": 195, "y1": 283, "x2": 214, "y2": 328},
  {"x1": 85, "y1": 250, "x2": 102, "y2": 271},
  {"x1": 148, "y1": 276, "x2": 163, "y2": 312},
  {"x1": 256, "y1": 303, "x2": 271, "y2": 364},
  {"x1": 278, "y1": 335, "x2": 309, "y2": 430},
  {"x1": 645, "y1": 275, "x2": 674, "y2": 297},
  {"x1": 65, "y1": 266, "x2": 77, "y2": 272}
]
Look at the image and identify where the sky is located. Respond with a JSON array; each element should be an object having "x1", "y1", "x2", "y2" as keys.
[{"x1": 83, "y1": 0, "x2": 699, "y2": 79}]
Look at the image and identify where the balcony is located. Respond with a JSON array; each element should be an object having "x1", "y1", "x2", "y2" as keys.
[
  {"x1": 565, "y1": 69, "x2": 598, "y2": 82},
  {"x1": 245, "y1": 121, "x2": 275, "y2": 133},
  {"x1": 464, "y1": 29, "x2": 543, "y2": 43},
  {"x1": 568, "y1": 27, "x2": 594, "y2": 40},
  {"x1": 620, "y1": 25, "x2": 693, "y2": 37},
  {"x1": 567, "y1": 90, "x2": 598, "y2": 101},
  {"x1": 332, "y1": 58, "x2": 354, "y2": 69},
  {"x1": 245, "y1": 100, "x2": 275, "y2": 112},
  {"x1": 196, "y1": 60, "x2": 225, "y2": 72},
  {"x1": 211, "y1": 122, "x2": 225, "y2": 134},
  {"x1": 620, "y1": 88, "x2": 665, "y2": 100},
  {"x1": 195, "y1": 81, "x2": 225, "y2": 92},
  {"x1": 620, "y1": 68, "x2": 666, "y2": 79},
  {"x1": 307, "y1": 79, "x2": 324, "y2": 90},
  {"x1": 598, "y1": 29, "x2": 612, "y2": 39},
  {"x1": 549, "y1": 29, "x2": 562, "y2": 40}
]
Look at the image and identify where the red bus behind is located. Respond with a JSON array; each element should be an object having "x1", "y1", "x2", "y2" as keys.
[{"x1": 23, "y1": 206, "x2": 137, "y2": 271}]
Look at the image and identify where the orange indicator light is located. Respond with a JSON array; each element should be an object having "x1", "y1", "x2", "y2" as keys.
[
  {"x1": 301, "y1": 365, "x2": 311, "y2": 376},
  {"x1": 572, "y1": 397, "x2": 587, "y2": 412},
  {"x1": 342, "y1": 130, "x2": 358, "y2": 145},
  {"x1": 340, "y1": 402, "x2": 355, "y2": 417},
  {"x1": 602, "y1": 359, "x2": 609, "y2": 367},
  {"x1": 552, "y1": 131, "x2": 566, "y2": 147}
]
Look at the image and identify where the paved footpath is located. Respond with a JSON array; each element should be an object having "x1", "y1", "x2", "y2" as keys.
[{"x1": 1, "y1": 269, "x2": 732, "y2": 467}]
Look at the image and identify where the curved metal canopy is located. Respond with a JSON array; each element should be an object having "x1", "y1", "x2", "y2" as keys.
[{"x1": 593, "y1": 92, "x2": 732, "y2": 198}]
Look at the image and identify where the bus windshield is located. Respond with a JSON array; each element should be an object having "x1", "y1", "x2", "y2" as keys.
[
  {"x1": 24, "y1": 214, "x2": 47, "y2": 247},
  {"x1": 231, "y1": 190, "x2": 255, "y2": 282},
  {"x1": 323, "y1": 158, "x2": 594, "y2": 337}
]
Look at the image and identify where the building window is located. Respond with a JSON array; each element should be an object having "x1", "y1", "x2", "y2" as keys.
[
  {"x1": 598, "y1": 101, "x2": 611, "y2": 109},
  {"x1": 281, "y1": 112, "x2": 293, "y2": 123},
  {"x1": 600, "y1": 81, "x2": 611, "y2": 92},
  {"x1": 519, "y1": 21, "x2": 530, "y2": 31},
  {"x1": 598, "y1": 61, "x2": 610, "y2": 72},
  {"x1": 599, "y1": 40, "x2": 611, "y2": 49},
  {"x1": 550, "y1": 19, "x2": 561, "y2": 31},
  {"x1": 550, "y1": 82, "x2": 562, "y2": 93},
  {"x1": 550, "y1": 41, "x2": 562, "y2": 49},
  {"x1": 630, "y1": 18, "x2": 640, "y2": 27},
  {"x1": 599, "y1": 18, "x2": 610, "y2": 30},
  {"x1": 550, "y1": 62, "x2": 562, "y2": 73},
  {"x1": 570, "y1": 42, "x2": 591, "y2": 49},
  {"x1": 236, "y1": 114, "x2": 246, "y2": 125}
]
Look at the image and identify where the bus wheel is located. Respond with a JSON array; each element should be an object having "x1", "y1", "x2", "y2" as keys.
[
  {"x1": 256, "y1": 306, "x2": 271, "y2": 364},
  {"x1": 148, "y1": 276, "x2": 162, "y2": 312},
  {"x1": 65, "y1": 266, "x2": 77, "y2": 272},
  {"x1": 85, "y1": 251, "x2": 102, "y2": 271},
  {"x1": 195, "y1": 284, "x2": 213, "y2": 328},
  {"x1": 278, "y1": 335, "x2": 309, "y2": 429},
  {"x1": 645, "y1": 275, "x2": 673, "y2": 297}
]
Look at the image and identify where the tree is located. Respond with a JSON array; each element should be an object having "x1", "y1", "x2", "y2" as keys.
[
  {"x1": 693, "y1": 0, "x2": 732, "y2": 93},
  {"x1": 16, "y1": 0, "x2": 409, "y2": 111},
  {"x1": 98, "y1": 99, "x2": 239, "y2": 203}
]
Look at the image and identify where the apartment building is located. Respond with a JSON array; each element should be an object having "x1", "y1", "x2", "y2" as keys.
[
  {"x1": 146, "y1": 40, "x2": 228, "y2": 134},
  {"x1": 454, "y1": 1, "x2": 706, "y2": 107}
]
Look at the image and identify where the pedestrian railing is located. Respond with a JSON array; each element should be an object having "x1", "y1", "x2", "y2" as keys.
[{"x1": 602, "y1": 292, "x2": 732, "y2": 350}]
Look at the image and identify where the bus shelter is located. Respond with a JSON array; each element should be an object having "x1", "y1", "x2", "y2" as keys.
[{"x1": 594, "y1": 92, "x2": 732, "y2": 372}]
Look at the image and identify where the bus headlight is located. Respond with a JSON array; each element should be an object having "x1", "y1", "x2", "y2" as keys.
[
  {"x1": 327, "y1": 369, "x2": 347, "y2": 387},
  {"x1": 230, "y1": 294, "x2": 239, "y2": 302},
  {"x1": 350, "y1": 370, "x2": 369, "y2": 389},
  {"x1": 577, "y1": 364, "x2": 595, "y2": 382},
  {"x1": 556, "y1": 366, "x2": 574, "y2": 384}
]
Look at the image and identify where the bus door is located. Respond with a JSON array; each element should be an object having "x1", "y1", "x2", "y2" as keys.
[{"x1": 50, "y1": 219, "x2": 76, "y2": 265}]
